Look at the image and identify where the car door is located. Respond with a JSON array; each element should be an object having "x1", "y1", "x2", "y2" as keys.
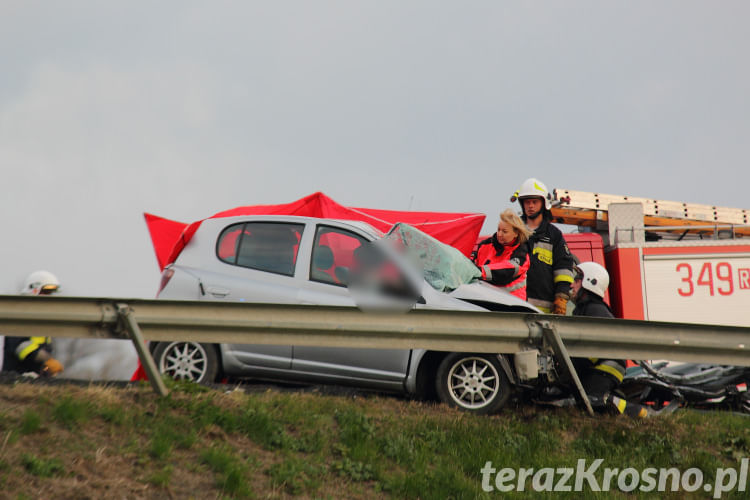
[
  {"x1": 292, "y1": 224, "x2": 412, "y2": 387},
  {"x1": 208, "y1": 221, "x2": 306, "y2": 369}
]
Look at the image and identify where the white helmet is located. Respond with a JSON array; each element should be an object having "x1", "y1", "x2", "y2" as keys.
[
  {"x1": 21, "y1": 270, "x2": 60, "y2": 296},
  {"x1": 510, "y1": 178, "x2": 552, "y2": 210},
  {"x1": 576, "y1": 262, "x2": 609, "y2": 299}
]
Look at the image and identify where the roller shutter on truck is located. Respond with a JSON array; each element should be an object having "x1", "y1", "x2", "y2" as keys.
[
  {"x1": 607, "y1": 244, "x2": 750, "y2": 327},
  {"x1": 644, "y1": 249, "x2": 750, "y2": 327}
]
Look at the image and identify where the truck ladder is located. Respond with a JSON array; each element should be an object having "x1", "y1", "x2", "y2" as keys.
[{"x1": 551, "y1": 188, "x2": 750, "y2": 238}]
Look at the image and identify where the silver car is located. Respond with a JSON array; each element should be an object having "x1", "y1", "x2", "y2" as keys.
[{"x1": 152, "y1": 215, "x2": 538, "y2": 414}]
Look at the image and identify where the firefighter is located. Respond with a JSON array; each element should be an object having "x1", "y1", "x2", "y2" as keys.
[
  {"x1": 472, "y1": 209, "x2": 531, "y2": 300},
  {"x1": 570, "y1": 262, "x2": 625, "y2": 394},
  {"x1": 571, "y1": 262, "x2": 673, "y2": 417},
  {"x1": 511, "y1": 178, "x2": 575, "y2": 313},
  {"x1": 2, "y1": 271, "x2": 64, "y2": 376}
]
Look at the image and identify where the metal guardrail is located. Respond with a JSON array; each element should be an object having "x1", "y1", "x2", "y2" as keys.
[{"x1": 1, "y1": 295, "x2": 748, "y2": 396}]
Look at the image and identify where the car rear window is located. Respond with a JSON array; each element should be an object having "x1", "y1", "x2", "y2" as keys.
[{"x1": 217, "y1": 222, "x2": 304, "y2": 276}]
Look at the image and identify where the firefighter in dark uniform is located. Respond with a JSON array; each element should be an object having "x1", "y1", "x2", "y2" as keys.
[
  {"x1": 571, "y1": 262, "x2": 671, "y2": 417},
  {"x1": 511, "y1": 178, "x2": 575, "y2": 314},
  {"x1": 2, "y1": 271, "x2": 64, "y2": 376},
  {"x1": 570, "y1": 262, "x2": 627, "y2": 396}
]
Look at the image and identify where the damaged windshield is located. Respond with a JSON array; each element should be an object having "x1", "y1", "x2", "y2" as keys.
[{"x1": 382, "y1": 223, "x2": 481, "y2": 292}]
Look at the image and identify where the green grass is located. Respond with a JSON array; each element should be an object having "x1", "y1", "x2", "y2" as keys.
[
  {"x1": 19, "y1": 410, "x2": 42, "y2": 435},
  {"x1": 147, "y1": 464, "x2": 173, "y2": 488},
  {"x1": 1, "y1": 382, "x2": 749, "y2": 499},
  {"x1": 21, "y1": 454, "x2": 65, "y2": 478},
  {"x1": 201, "y1": 445, "x2": 254, "y2": 498},
  {"x1": 268, "y1": 456, "x2": 326, "y2": 495},
  {"x1": 51, "y1": 396, "x2": 90, "y2": 429}
]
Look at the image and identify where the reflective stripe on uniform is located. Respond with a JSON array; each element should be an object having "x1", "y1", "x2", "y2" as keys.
[
  {"x1": 482, "y1": 265, "x2": 492, "y2": 280},
  {"x1": 616, "y1": 397, "x2": 627, "y2": 414},
  {"x1": 534, "y1": 241, "x2": 553, "y2": 252},
  {"x1": 610, "y1": 395, "x2": 649, "y2": 418},
  {"x1": 553, "y1": 268, "x2": 575, "y2": 284},
  {"x1": 594, "y1": 360, "x2": 625, "y2": 383},
  {"x1": 16, "y1": 336, "x2": 48, "y2": 361},
  {"x1": 511, "y1": 262, "x2": 520, "y2": 278},
  {"x1": 506, "y1": 279, "x2": 527, "y2": 292}
]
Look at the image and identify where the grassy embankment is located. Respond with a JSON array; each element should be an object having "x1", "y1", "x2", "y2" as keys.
[{"x1": 0, "y1": 380, "x2": 748, "y2": 499}]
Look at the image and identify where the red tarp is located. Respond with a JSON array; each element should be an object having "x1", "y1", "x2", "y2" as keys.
[{"x1": 145, "y1": 192, "x2": 485, "y2": 271}]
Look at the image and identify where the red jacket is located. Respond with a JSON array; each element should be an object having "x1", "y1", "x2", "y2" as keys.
[{"x1": 472, "y1": 234, "x2": 530, "y2": 300}]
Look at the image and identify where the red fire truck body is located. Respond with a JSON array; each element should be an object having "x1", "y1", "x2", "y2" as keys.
[{"x1": 553, "y1": 189, "x2": 750, "y2": 327}]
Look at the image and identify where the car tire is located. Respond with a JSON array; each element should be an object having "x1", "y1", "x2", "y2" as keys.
[
  {"x1": 152, "y1": 341, "x2": 219, "y2": 384},
  {"x1": 436, "y1": 353, "x2": 511, "y2": 414}
]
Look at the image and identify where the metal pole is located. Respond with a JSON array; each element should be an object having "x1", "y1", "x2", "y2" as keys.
[
  {"x1": 117, "y1": 304, "x2": 168, "y2": 397},
  {"x1": 538, "y1": 321, "x2": 595, "y2": 416}
]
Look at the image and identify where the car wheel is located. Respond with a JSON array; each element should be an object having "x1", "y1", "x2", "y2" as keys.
[
  {"x1": 436, "y1": 353, "x2": 511, "y2": 414},
  {"x1": 152, "y1": 341, "x2": 219, "y2": 384}
]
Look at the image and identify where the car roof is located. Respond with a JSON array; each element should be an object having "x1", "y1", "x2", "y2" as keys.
[{"x1": 200, "y1": 215, "x2": 382, "y2": 238}]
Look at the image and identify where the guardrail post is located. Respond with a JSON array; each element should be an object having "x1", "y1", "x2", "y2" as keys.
[
  {"x1": 537, "y1": 320, "x2": 595, "y2": 417},
  {"x1": 116, "y1": 304, "x2": 169, "y2": 397}
]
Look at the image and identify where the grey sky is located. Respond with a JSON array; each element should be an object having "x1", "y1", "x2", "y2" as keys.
[{"x1": 2, "y1": 1, "x2": 749, "y2": 298}]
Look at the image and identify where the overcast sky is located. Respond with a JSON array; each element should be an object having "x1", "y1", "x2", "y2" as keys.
[{"x1": 2, "y1": 1, "x2": 748, "y2": 298}]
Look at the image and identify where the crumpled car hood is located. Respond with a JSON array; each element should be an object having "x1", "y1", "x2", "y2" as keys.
[{"x1": 448, "y1": 281, "x2": 540, "y2": 313}]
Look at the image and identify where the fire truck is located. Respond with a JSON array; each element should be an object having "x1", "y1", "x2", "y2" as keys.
[{"x1": 550, "y1": 189, "x2": 750, "y2": 327}]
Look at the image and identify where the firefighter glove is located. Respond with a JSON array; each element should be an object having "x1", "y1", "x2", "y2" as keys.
[
  {"x1": 42, "y1": 358, "x2": 64, "y2": 376},
  {"x1": 552, "y1": 293, "x2": 569, "y2": 315}
]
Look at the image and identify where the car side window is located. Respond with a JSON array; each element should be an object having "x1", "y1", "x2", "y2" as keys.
[
  {"x1": 217, "y1": 222, "x2": 304, "y2": 276},
  {"x1": 217, "y1": 224, "x2": 245, "y2": 263},
  {"x1": 310, "y1": 226, "x2": 368, "y2": 286}
]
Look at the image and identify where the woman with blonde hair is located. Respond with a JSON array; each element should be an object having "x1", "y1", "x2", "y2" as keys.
[{"x1": 471, "y1": 209, "x2": 531, "y2": 299}]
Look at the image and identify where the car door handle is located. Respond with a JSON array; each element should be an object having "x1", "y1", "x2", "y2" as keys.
[{"x1": 206, "y1": 286, "x2": 230, "y2": 298}]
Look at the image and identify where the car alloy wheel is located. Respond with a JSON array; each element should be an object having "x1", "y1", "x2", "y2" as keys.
[
  {"x1": 153, "y1": 341, "x2": 219, "y2": 384},
  {"x1": 436, "y1": 353, "x2": 511, "y2": 414}
]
